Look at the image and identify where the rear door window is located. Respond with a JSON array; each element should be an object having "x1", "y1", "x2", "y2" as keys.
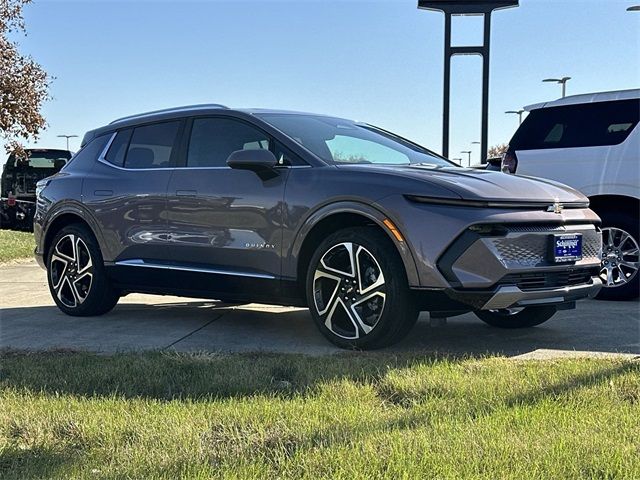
[
  {"x1": 124, "y1": 121, "x2": 181, "y2": 169},
  {"x1": 510, "y1": 99, "x2": 639, "y2": 150}
]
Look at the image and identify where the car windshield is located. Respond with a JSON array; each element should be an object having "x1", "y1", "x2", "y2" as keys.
[{"x1": 257, "y1": 113, "x2": 454, "y2": 167}]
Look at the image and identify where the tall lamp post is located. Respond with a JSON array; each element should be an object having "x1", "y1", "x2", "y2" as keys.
[
  {"x1": 57, "y1": 134, "x2": 78, "y2": 150},
  {"x1": 417, "y1": 0, "x2": 519, "y2": 164},
  {"x1": 542, "y1": 77, "x2": 571, "y2": 98},
  {"x1": 461, "y1": 150, "x2": 472, "y2": 167},
  {"x1": 452, "y1": 157, "x2": 463, "y2": 165},
  {"x1": 505, "y1": 109, "x2": 525, "y2": 124}
]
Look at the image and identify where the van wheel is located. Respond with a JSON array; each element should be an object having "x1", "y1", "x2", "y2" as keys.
[
  {"x1": 306, "y1": 227, "x2": 418, "y2": 350},
  {"x1": 596, "y1": 211, "x2": 639, "y2": 301},
  {"x1": 47, "y1": 224, "x2": 120, "y2": 316},
  {"x1": 475, "y1": 306, "x2": 557, "y2": 328}
]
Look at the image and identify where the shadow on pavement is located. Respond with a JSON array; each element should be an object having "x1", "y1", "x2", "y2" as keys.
[{"x1": 1, "y1": 297, "x2": 638, "y2": 356}]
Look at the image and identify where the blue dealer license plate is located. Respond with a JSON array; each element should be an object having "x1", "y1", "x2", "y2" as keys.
[{"x1": 552, "y1": 234, "x2": 582, "y2": 263}]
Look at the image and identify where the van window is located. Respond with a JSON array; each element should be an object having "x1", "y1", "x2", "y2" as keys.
[
  {"x1": 124, "y1": 121, "x2": 181, "y2": 169},
  {"x1": 510, "y1": 99, "x2": 639, "y2": 150}
]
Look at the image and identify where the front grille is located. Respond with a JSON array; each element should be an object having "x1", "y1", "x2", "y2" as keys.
[
  {"x1": 490, "y1": 225, "x2": 601, "y2": 268},
  {"x1": 497, "y1": 268, "x2": 598, "y2": 290},
  {"x1": 440, "y1": 222, "x2": 603, "y2": 289}
]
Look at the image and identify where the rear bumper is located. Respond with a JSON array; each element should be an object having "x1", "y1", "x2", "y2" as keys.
[
  {"x1": 0, "y1": 198, "x2": 36, "y2": 231},
  {"x1": 445, "y1": 276, "x2": 602, "y2": 310}
]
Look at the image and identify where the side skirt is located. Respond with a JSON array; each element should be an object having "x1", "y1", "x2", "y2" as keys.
[{"x1": 105, "y1": 260, "x2": 306, "y2": 307}]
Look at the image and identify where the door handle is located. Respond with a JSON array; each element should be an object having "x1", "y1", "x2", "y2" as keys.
[
  {"x1": 176, "y1": 190, "x2": 198, "y2": 197},
  {"x1": 94, "y1": 190, "x2": 113, "y2": 197}
]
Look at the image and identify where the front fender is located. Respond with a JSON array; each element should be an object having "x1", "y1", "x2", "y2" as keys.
[{"x1": 286, "y1": 200, "x2": 420, "y2": 287}]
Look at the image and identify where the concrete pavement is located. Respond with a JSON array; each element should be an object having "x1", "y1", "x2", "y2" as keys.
[{"x1": 1, "y1": 260, "x2": 638, "y2": 357}]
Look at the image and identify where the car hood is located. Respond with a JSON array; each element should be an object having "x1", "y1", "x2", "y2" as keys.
[{"x1": 336, "y1": 164, "x2": 588, "y2": 204}]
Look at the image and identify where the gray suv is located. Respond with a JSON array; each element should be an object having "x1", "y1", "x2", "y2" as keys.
[{"x1": 34, "y1": 104, "x2": 603, "y2": 349}]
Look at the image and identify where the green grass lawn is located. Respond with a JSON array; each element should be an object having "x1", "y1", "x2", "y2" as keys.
[
  {"x1": 0, "y1": 230, "x2": 34, "y2": 263},
  {"x1": 0, "y1": 351, "x2": 638, "y2": 479}
]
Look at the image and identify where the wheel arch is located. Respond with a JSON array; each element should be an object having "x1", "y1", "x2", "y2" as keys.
[
  {"x1": 292, "y1": 202, "x2": 420, "y2": 290},
  {"x1": 588, "y1": 194, "x2": 639, "y2": 220},
  {"x1": 42, "y1": 205, "x2": 104, "y2": 262}
]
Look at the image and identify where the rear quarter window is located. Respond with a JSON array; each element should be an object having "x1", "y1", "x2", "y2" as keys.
[{"x1": 510, "y1": 99, "x2": 639, "y2": 150}]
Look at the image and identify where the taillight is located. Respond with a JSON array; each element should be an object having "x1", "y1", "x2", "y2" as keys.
[
  {"x1": 501, "y1": 150, "x2": 518, "y2": 174},
  {"x1": 7, "y1": 192, "x2": 16, "y2": 206}
]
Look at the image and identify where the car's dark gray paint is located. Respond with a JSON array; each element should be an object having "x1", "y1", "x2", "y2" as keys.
[{"x1": 35, "y1": 105, "x2": 602, "y2": 314}]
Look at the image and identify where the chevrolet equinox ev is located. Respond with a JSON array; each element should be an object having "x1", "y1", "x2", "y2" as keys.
[{"x1": 34, "y1": 105, "x2": 603, "y2": 349}]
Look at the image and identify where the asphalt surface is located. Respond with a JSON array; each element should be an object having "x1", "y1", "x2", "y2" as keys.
[{"x1": 1, "y1": 260, "x2": 638, "y2": 357}]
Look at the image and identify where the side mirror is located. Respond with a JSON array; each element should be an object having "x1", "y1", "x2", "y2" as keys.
[{"x1": 227, "y1": 149, "x2": 278, "y2": 171}]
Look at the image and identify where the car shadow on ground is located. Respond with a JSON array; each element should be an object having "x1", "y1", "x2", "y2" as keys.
[{"x1": 1, "y1": 298, "x2": 638, "y2": 357}]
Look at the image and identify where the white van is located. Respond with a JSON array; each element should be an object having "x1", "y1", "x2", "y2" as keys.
[{"x1": 501, "y1": 89, "x2": 639, "y2": 300}]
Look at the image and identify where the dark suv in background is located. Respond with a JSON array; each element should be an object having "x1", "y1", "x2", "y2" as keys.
[
  {"x1": 34, "y1": 105, "x2": 603, "y2": 349},
  {"x1": 1, "y1": 149, "x2": 71, "y2": 231}
]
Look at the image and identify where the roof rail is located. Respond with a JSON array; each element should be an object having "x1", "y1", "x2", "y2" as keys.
[{"x1": 109, "y1": 104, "x2": 229, "y2": 124}]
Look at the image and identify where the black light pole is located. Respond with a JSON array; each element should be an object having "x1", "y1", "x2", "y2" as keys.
[
  {"x1": 418, "y1": 0, "x2": 519, "y2": 164},
  {"x1": 57, "y1": 134, "x2": 78, "y2": 150},
  {"x1": 542, "y1": 77, "x2": 571, "y2": 98},
  {"x1": 505, "y1": 109, "x2": 524, "y2": 124}
]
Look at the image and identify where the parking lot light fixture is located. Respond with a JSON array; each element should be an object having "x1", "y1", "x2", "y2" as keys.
[
  {"x1": 461, "y1": 150, "x2": 472, "y2": 166},
  {"x1": 542, "y1": 77, "x2": 571, "y2": 98},
  {"x1": 627, "y1": 5, "x2": 640, "y2": 11},
  {"x1": 505, "y1": 109, "x2": 525, "y2": 124},
  {"x1": 57, "y1": 134, "x2": 78, "y2": 150}
]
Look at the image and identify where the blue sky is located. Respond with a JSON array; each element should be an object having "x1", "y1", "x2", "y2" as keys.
[{"x1": 5, "y1": 0, "x2": 640, "y2": 165}]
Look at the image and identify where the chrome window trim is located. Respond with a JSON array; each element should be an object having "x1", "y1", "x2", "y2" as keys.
[
  {"x1": 96, "y1": 133, "x2": 313, "y2": 174},
  {"x1": 114, "y1": 259, "x2": 276, "y2": 279}
]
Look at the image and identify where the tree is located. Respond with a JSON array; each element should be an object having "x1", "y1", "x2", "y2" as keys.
[
  {"x1": 1, "y1": 0, "x2": 50, "y2": 156},
  {"x1": 487, "y1": 143, "x2": 508, "y2": 158}
]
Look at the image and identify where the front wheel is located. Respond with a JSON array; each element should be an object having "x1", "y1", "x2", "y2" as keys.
[
  {"x1": 306, "y1": 227, "x2": 418, "y2": 349},
  {"x1": 47, "y1": 224, "x2": 120, "y2": 316},
  {"x1": 475, "y1": 306, "x2": 557, "y2": 329}
]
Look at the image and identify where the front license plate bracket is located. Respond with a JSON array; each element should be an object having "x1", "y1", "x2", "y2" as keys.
[{"x1": 550, "y1": 233, "x2": 583, "y2": 263}]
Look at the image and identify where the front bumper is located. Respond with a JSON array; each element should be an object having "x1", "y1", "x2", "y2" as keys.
[
  {"x1": 445, "y1": 275, "x2": 602, "y2": 310},
  {"x1": 436, "y1": 222, "x2": 602, "y2": 311}
]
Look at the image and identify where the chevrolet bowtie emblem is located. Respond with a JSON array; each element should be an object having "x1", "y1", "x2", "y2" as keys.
[{"x1": 547, "y1": 201, "x2": 564, "y2": 214}]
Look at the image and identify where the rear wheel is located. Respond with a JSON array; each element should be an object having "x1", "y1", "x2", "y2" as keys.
[
  {"x1": 47, "y1": 224, "x2": 120, "y2": 316},
  {"x1": 306, "y1": 227, "x2": 418, "y2": 349},
  {"x1": 596, "y1": 211, "x2": 639, "y2": 301},
  {"x1": 475, "y1": 306, "x2": 557, "y2": 329}
]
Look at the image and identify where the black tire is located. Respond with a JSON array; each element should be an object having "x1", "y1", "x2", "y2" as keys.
[
  {"x1": 47, "y1": 223, "x2": 120, "y2": 316},
  {"x1": 305, "y1": 226, "x2": 418, "y2": 349},
  {"x1": 594, "y1": 210, "x2": 639, "y2": 301},
  {"x1": 474, "y1": 306, "x2": 557, "y2": 329}
]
